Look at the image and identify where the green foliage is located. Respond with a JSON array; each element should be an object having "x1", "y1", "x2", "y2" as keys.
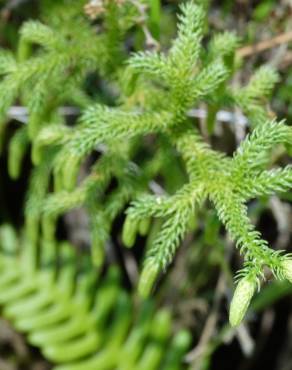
[
  {"x1": 0, "y1": 225, "x2": 190, "y2": 370},
  {"x1": 0, "y1": 0, "x2": 291, "y2": 330}
]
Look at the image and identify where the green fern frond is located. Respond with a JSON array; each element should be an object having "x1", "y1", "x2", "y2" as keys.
[{"x1": 0, "y1": 226, "x2": 190, "y2": 370}]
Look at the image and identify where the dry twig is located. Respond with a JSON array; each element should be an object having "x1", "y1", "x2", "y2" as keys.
[{"x1": 238, "y1": 31, "x2": 292, "y2": 58}]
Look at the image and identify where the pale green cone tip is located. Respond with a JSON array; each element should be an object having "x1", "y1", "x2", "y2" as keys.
[
  {"x1": 138, "y1": 217, "x2": 151, "y2": 236},
  {"x1": 31, "y1": 142, "x2": 42, "y2": 165},
  {"x1": 138, "y1": 261, "x2": 160, "y2": 298},
  {"x1": 91, "y1": 240, "x2": 105, "y2": 268},
  {"x1": 281, "y1": 259, "x2": 292, "y2": 283},
  {"x1": 122, "y1": 215, "x2": 139, "y2": 248},
  {"x1": 229, "y1": 277, "x2": 255, "y2": 327}
]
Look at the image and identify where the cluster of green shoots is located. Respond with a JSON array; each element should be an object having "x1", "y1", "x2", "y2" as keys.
[{"x1": 0, "y1": 0, "x2": 292, "y2": 327}]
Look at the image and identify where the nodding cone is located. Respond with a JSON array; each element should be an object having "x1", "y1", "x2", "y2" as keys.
[
  {"x1": 122, "y1": 215, "x2": 139, "y2": 248},
  {"x1": 281, "y1": 259, "x2": 292, "y2": 283},
  {"x1": 138, "y1": 261, "x2": 160, "y2": 298},
  {"x1": 138, "y1": 217, "x2": 151, "y2": 236},
  {"x1": 229, "y1": 277, "x2": 255, "y2": 327}
]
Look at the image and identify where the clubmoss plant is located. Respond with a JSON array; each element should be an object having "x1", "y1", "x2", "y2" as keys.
[{"x1": 0, "y1": 0, "x2": 292, "y2": 327}]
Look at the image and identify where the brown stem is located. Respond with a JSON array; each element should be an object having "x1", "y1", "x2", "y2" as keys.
[{"x1": 238, "y1": 31, "x2": 292, "y2": 58}]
